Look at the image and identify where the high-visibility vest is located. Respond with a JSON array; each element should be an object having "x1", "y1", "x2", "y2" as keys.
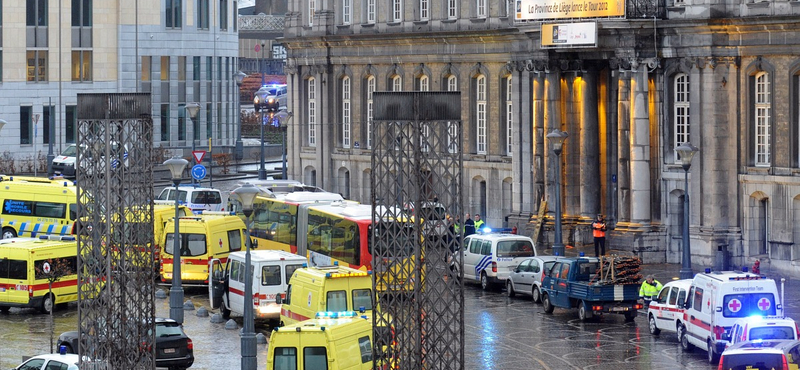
[
  {"x1": 639, "y1": 280, "x2": 663, "y2": 298},
  {"x1": 592, "y1": 221, "x2": 606, "y2": 238}
]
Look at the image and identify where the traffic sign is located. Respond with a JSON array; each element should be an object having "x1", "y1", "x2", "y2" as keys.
[
  {"x1": 255, "y1": 44, "x2": 261, "y2": 53},
  {"x1": 191, "y1": 164, "x2": 207, "y2": 180},
  {"x1": 192, "y1": 150, "x2": 206, "y2": 163}
]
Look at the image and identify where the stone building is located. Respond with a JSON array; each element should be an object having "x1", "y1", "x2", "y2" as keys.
[
  {"x1": 0, "y1": 2, "x2": 239, "y2": 167},
  {"x1": 281, "y1": 0, "x2": 800, "y2": 276}
]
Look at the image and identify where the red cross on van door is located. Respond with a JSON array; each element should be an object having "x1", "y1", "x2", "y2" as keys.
[
  {"x1": 757, "y1": 298, "x2": 771, "y2": 311},
  {"x1": 728, "y1": 298, "x2": 742, "y2": 313}
]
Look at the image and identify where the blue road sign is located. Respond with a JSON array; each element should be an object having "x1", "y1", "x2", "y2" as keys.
[{"x1": 192, "y1": 164, "x2": 207, "y2": 180}]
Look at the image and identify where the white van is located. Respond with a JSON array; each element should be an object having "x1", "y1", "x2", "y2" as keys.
[
  {"x1": 451, "y1": 232, "x2": 537, "y2": 291},
  {"x1": 680, "y1": 269, "x2": 783, "y2": 364},
  {"x1": 209, "y1": 250, "x2": 307, "y2": 321},
  {"x1": 156, "y1": 185, "x2": 224, "y2": 213},
  {"x1": 647, "y1": 279, "x2": 692, "y2": 337}
]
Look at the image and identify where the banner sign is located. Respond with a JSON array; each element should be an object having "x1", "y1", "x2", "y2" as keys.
[
  {"x1": 541, "y1": 22, "x2": 597, "y2": 47},
  {"x1": 515, "y1": 0, "x2": 625, "y2": 20}
]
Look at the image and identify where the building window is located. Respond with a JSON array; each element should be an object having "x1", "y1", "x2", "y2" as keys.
[
  {"x1": 71, "y1": 0, "x2": 92, "y2": 81},
  {"x1": 161, "y1": 56, "x2": 170, "y2": 81},
  {"x1": 71, "y1": 51, "x2": 92, "y2": 81},
  {"x1": 392, "y1": 75, "x2": 402, "y2": 91},
  {"x1": 166, "y1": 0, "x2": 182, "y2": 28},
  {"x1": 220, "y1": 0, "x2": 229, "y2": 30},
  {"x1": 178, "y1": 104, "x2": 186, "y2": 141},
  {"x1": 367, "y1": 76, "x2": 375, "y2": 149},
  {"x1": 43, "y1": 104, "x2": 53, "y2": 144},
  {"x1": 506, "y1": 76, "x2": 512, "y2": 156},
  {"x1": 392, "y1": 0, "x2": 402, "y2": 22},
  {"x1": 197, "y1": 0, "x2": 209, "y2": 29},
  {"x1": 193, "y1": 56, "x2": 201, "y2": 80},
  {"x1": 755, "y1": 72, "x2": 771, "y2": 167},
  {"x1": 674, "y1": 73, "x2": 690, "y2": 163},
  {"x1": 308, "y1": 78, "x2": 316, "y2": 147},
  {"x1": 20, "y1": 106, "x2": 32, "y2": 145},
  {"x1": 27, "y1": 0, "x2": 48, "y2": 27},
  {"x1": 233, "y1": 1, "x2": 238, "y2": 31},
  {"x1": 448, "y1": 0, "x2": 457, "y2": 19},
  {"x1": 343, "y1": 77, "x2": 351, "y2": 148},
  {"x1": 343, "y1": 0, "x2": 352, "y2": 24},
  {"x1": 366, "y1": 0, "x2": 376, "y2": 24},
  {"x1": 309, "y1": 0, "x2": 315, "y2": 26},
  {"x1": 26, "y1": 50, "x2": 47, "y2": 82},
  {"x1": 161, "y1": 104, "x2": 170, "y2": 142},
  {"x1": 420, "y1": 0, "x2": 429, "y2": 20},
  {"x1": 447, "y1": 75, "x2": 457, "y2": 153},
  {"x1": 476, "y1": 75, "x2": 486, "y2": 154},
  {"x1": 66, "y1": 105, "x2": 76, "y2": 143},
  {"x1": 419, "y1": 75, "x2": 429, "y2": 91},
  {"x1": 476, "y1": 0, "x2": 486, "y2": 17}
]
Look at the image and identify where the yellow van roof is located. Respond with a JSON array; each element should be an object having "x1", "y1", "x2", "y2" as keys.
[{"x1": 296, "y1": 265, "x2": 371, "y2": 279}]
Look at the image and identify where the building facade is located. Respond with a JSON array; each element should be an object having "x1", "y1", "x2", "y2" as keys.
[
  {"x1": 281, "y1": 0, "x2": 800, "y2": 276},
  {"x1": 0, "y1": 1, "x2": 239, "y2": 169}
]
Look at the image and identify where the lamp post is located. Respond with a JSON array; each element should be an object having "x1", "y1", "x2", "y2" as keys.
[
  {"x1": 164, "y1": 156, "x2": 189, "y2": 324},
  {"x1": 185, "y1": 103, "x2": 201, "y2": 184},
  {"x1": 253, "y1": 88, "x2": 269, "y2": 180},
  {"x1": 274, "y1": 110, "x2": 293, "y2": 180},
  {"x1": 676, "y1": 142, "x2": 699, "y2": 279},
  {"x1": 230, "y1": 183, "x2": 262, "y2": 370},
  {"x1": 234, "y1": 71, "x2": 247, "y2": 161},
  {"x1": 546, "y1": 130, "x2": 569, "y2": 257}
]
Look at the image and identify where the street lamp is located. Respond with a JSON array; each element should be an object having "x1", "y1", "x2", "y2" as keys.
[
  {"x1": 164, "y1": 156, "x2": 189, "y2": 324},
  {"x1": 274, "y1": 110, "x2": 293, "y2": 180},
  {"x1": 546, "y1": 130, "x2": 569, "y2": 257},
  {"x1": 676, "y1": 142, "x2": 699, "y2": 279},
  {"x1": 186, "y1": 103, "x2": 201, "y2": 184},
  {"x1": 234, "y1": 71, "x2": 247, "y2": 161},
  {"x1": 253, "y1": 88, "x2": 270, "y2": 180},
  {"x1": 230, "y1": 183, "x2": 262, "y2": 370}
]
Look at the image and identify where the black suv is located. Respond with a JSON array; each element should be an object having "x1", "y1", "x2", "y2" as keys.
[{"x1": 57, "y1": 317, "x2": 194, "y2": 370}]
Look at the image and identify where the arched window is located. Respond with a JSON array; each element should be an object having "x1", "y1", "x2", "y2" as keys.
[
  {"x1": 755, "y1": 72, "x2": 771, "y2": 166},
  {"x1": 419, "y1": 75, "x2": 430, "y2": 152},
  {"x1": 308, "y1": 0, "x2": 315, "y2": 26},
  {"x1": 392, "y1": 0, "x2": 402, "y2": 22},
  {"x1": 448, "y1": 0, "x2": 457, "y2": 19},
  {"x1": 342, "y1": 76, "x2": 351, "y2": 148},
  {"x1": 343, "y1": 0, "x2": 352, "y2": 24},
  {"x1": 366, "y1": 0, "x2": 376, "y2": 23},
  {"x1": 419, "y1": 0, "x2": 429, "y2": 20},
  {"x1": 674, "y1": 73, "x2": 690, "y2": 163},
  {"x1": 392, "y1": 75, "x2": 402, "y2": 91},
  {"x1": 419, "y1": 75, "x2": 429, "y2": 91},
  {"x1": 476, "y1": 0, "x2": 486, "y2": 17},
  {"x1": 308, "y1": 77, "x2": 316, "y2": 146},
  {"x1": 367, "y1": 76, "x2": 375, "y2": 149},
  {"x1": 447, "y1": 75, "x2": 458, "y2": 153},
  {"x1": 476, "y1": 75, "x2": 486, "y2": 154}
]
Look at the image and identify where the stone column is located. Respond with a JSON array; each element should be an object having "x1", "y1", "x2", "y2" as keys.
[
  {"x1": 544, "y1": 66, "x2": 562, "y2": 220},
  {"x1": 617, "y1": 68, "x2": 631, "y2": 223},
  {"x1": 564, "y1": 70, "x2": 581, "y2": 217},
  {"x1": 285, "y1": 64, "x2": 299, "y2": 179},
  {"x1": 516, "y1": 63, "x2": 534, "y2": 213},
  {"x1": 629, "y1": 61, "x2": 651, "y2": 224},
  {"x1": 580, "y1": 68, "x2": 600, "y2": 218},
  {"x1": 532, "y1": 67, "x2": 546, "y2": 211}
]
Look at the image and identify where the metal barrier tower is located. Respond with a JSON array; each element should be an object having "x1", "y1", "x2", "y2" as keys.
[
  {"x1": 371, "y1": 92, "x2": 464, "y2": 370},
  {"x1": 75, "y1": 93, "x2": 155, "y2": 370}
]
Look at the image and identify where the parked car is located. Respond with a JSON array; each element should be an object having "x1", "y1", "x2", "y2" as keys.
[
  {"x1": 506, "y1": 255, "x2": 560, "y2": 303},
  {"x1": 57, "y1": 317, "x2": 194, "y2": 370},
  {"x1": 726, "y1": 316, "x2": 799, "y2": 347},
  {"x1": 12, "y1": 353, "x2": 79, "y2": 370},
  {"x1": 719, "y1": 339, "x2": 800, "y2": 370},
  {"x1": 646, "y1": 278, "x2": 692, "y2": 337}
]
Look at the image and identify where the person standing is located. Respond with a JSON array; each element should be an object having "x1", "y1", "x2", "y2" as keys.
[
  {"x1": 464, "y1": 213, "x2": 475, "y2": 237},
  {"x1": 591, "y1": 214, "x2": 607, "y2": 257},
  {"x1": 473, "y1": 213, "x2": 486, "y2": 232},
  {"x1": 639, "y1": 275, "x2": 663, "y2": 308}
]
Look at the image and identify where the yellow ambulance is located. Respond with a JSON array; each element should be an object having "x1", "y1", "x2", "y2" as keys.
[
  {"x1": 278, "y1": 264, "x2": 374, "y2": 327},
  {"x1": 0, "y1": 235, "x2": 79, "y2": 313},
  {"x1": 159, "y1": 212, "x2": 248, "y2": 285},
  {"x1": 266, "y1": 312, "x2": 380, "y2": 370},
  {"x1": 0, "y1": 176, "x2": 79, "y2": 239}
]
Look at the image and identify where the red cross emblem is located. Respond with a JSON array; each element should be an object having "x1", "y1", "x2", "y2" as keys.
[
  {"x1": 757, "y1": 298, "x2": 771, "y2": 311},
  {"x1": 728, "y1": 298, "x2": 742, "y2": 313}
]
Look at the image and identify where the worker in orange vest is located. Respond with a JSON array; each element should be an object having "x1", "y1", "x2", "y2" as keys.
[{"x1": 592, "y1": 214, "x2": 607, "y2": 257}]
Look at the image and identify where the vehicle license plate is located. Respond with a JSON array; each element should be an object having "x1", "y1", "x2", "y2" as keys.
[
  {"x1": 164, "y1": 348, "x2": 176, "y2": 354},
  {"x1": 611, "y1": 307, "x2": 627, "y2": 312}
]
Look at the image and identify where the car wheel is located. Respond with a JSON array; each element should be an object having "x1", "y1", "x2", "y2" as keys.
[
  {"x1": 578, "y1": 301, "x2": 593, "y2": 321},
  {"x1": 480, "y1": 273, "x2": 490, "y2": 291},
  {"x1": 624, "y1": 310, "x2": 637, "y2": 322},
  {"x1": 532, "y1": 286, "x2": 541, "y2": 303},
  {"x1": 506, "y1": 280, "x2": 515, "y2": 298},
  {"x1": 542, "y1": 293, "x2": 555, "y2": 314},
  {"x1": 648, "y1": 314, "x2": 661, "y2": 335},
  {"x1": 678, "y1": 324, "x2": 693, "y2": 352},
  {"x1": 40, "y1": 293, "x2": 55, "y2": 314},
  {"x1": 707, "y1": 340, "x2": 719, "y2": 364},
  {"x1": 2, "y1": 227, "x2": 16, "y2": 239}
]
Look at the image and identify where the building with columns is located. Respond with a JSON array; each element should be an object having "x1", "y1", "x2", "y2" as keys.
[{"x1": 280, "y1": 0, "x2": 800, "y2": 276}]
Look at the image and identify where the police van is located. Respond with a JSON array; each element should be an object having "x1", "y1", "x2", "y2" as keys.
[
  {"x1": 0, "y1": 176, "x2": 79, "y2": 239},
  {"x1": 278, "y1": 264, "x2": 374, "y2": 326},
  {"x1": 266, "y1": 311, "x2": 379, "y2": 370},
  {"x1": 155, "y1": 185, "x2": 224, "y2": 214},
  {"x1": 451, "y1": 232, "x2": 537, "y2": 291},
  {"x1": 208, "y1": 249, "x2": 307, "y2": 321},
  {"x1": 159, "y1": 212, "x2": 247, "y2": 285},
  {"x1": 0, "y1": 236, "x2": 79, "y2": 313},
  {"x1": 680, "y1": 268, "x2": 783, "y2": 364}
]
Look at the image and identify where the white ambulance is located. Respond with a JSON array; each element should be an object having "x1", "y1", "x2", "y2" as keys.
[
  {"x1": 680, "y1": 268, "x2": 783, "y2": 364},
  {"x1": 208, "y1": 249, "x2": 307, "y2": 322}
]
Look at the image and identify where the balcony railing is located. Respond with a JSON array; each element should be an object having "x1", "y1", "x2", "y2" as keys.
[{"x1": 238, "y1": 14, "x2": 286, "y2": 31}]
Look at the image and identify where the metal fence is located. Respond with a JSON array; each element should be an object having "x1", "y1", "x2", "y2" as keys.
[
  {"x1": 371, "y1": 92, "x2": 464, "y2": 370},
  {"x1": 75, "y1": 93, "x2": 155, "y2": 370}
]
